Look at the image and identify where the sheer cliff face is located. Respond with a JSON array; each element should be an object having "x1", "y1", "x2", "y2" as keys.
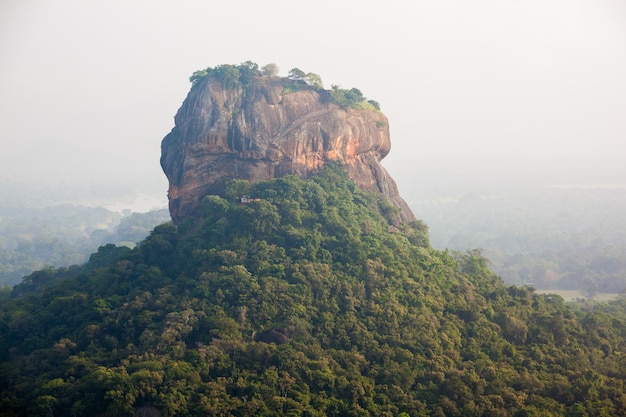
[{"x1": 161, "y1": 76, "x2": 415, "y2": 224}]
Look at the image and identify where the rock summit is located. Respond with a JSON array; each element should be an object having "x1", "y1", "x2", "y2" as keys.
[{"x1": 161, "y1": 67, "x2": 415, "y2": 224}]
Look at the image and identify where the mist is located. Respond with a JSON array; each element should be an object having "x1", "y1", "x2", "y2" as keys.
[{"x1": 1, "y1": 0, "x2": 625, "y2": 212}]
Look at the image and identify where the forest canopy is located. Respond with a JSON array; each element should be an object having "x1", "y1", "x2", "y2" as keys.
[{"x1": 1, "y1": 166, "x2": 626, "y2": 416}]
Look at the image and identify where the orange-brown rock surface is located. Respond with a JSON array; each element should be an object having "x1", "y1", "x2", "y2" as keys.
[{"x1": 160, "y1": 75, "x2": 415, "y2": 224}]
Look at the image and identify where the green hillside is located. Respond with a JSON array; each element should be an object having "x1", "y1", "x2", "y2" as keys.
[{"x1": 1, "y1": 166, "x2": 626, "y2": 416}]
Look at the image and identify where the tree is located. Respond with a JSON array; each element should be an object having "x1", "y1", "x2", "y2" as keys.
[
  {"x1": 367, "y1": 99, "x2": 381, "y2": 110},
  {"x1": 88, "y1": 244, "x2": 132, "y2": 270},
  {"x1": 583, "y1": 271, "x2": 599, "y2": 299},
  {"x1": 213, "y1": 64, "x2": 241, "y2": 89},
  {"x1": 288, "y1": 68, "x2": 306, "y2": 81},
  {"x1": 4, "y1": 165, "x2": 626, "y2": 416},
  {"x1": 304, "y1": 72, "x2": 323, "y2": 90},
  {"x1": 238, "y1": 61, "x2": 259, "y2": 85},
  {"x1": 225, "y1": 179, "x2": 252, "y2": 201},
  {"x1": 189, "y1": 69, "x2": 209, "y2": 85},
  {"x1": 261, "y1": 63, "x2": 279, "y2": 77},
  {"x1": 239, "y1": 61, "x2": 259, "y2": 72},
  {"x1": 328, "y1": 85, "x2": 378, "y2": 110}
]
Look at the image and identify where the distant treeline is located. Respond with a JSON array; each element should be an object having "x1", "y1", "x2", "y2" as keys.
[
  {"x1": 411, "y1": 187, "x2": 626, "y2": 296},
  {"x1": 0, "y1": 206, "x2": 169, "y2": 288}
]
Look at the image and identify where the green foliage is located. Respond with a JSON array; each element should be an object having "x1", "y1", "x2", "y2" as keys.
[
  {"x1": 188, "y1": 69, "x2": 208, "y2": 85},
  {"x1": 418, "y1": 187, "x2": 626, "y2": 294},
  {"x1": 87, "y1": 243, "x2": 133, "y2": 270},
  {"x1": 212, "y1": 64, "x2": 242, "y2": 89},
  {"x1": 261, "y1": 62, "x2": 280, "y2": 77},
  {"x1": 329, "y1": 85, "x2": 381, "y2": 110},
  {"x1": 189, "y1": 63, "x2": 386, "y2": 113},
  {"x1": 2, "y1": 166, "x2": 626, "y2": 416},
  {"x1": 304, "y1": 72, "x2": 323, "y2": 90},
  {"x1": 287, "y1": 67, "x2": 306, "y2": 81},
  {"x1": 285, "y1": 67, "x2": 324, "y2": 91},
  {"x1": 189, "y1": 61, "x2": 263, "y2": 89},
  {"x1": 0, "y1": 206, "x2": 169, "y2": 287}
]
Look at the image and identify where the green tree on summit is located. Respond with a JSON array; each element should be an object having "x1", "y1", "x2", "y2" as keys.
[
  {"x1": 262, "y1": 63, "x2": 280, "y2": 77},
  {"x1": 287, "y1": 67, "x2": 306, "y2": 81},
  {"x1": 288, "y1": 68, "x2": 323, "y2": 90}
]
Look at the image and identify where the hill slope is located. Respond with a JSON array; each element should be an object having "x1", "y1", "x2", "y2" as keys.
[{"x1": 1, "y1": 167, "x2": 626, "y2": 416}]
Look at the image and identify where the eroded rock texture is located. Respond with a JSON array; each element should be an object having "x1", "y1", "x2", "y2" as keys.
[{"x1": 161, "y1": 76, "x2": 415, "y2": 224}]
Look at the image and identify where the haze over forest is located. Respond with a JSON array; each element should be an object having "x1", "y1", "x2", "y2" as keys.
[
  {"x1": 3, "y1": 4, "x2": 626, "y2": 415},
  {"x1": 2, "y1": 0, "x2": 625, "y2": 200}
]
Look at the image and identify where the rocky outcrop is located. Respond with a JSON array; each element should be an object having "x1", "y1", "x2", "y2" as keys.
[
  {"x1": 253, "y1": 327, "x2": 293, "y2": 344},
  {"x1": 160, "y1": 75, "x2": 415, "y2": 224}
]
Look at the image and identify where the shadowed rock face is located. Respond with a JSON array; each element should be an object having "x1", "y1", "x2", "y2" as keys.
[
  {"x1": 161, "y1": 75, "x2": 415, "y2": 224},
  {"x1": 254, "y1": 327, "x2": 293, "y2": 344}
]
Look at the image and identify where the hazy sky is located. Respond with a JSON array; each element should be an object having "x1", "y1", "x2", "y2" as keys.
[{"x1": 2, "y1": 0, "x2": 625, "y2": 209}]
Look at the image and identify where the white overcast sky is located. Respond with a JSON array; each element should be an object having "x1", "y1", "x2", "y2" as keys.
[{"x1": 1, "y1": 0, "x2": 625, "y2": 207}]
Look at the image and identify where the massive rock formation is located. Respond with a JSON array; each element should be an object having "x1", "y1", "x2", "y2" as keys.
[{"x1": 161, "y1": 74, "x2": 415, "y2": 224}]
